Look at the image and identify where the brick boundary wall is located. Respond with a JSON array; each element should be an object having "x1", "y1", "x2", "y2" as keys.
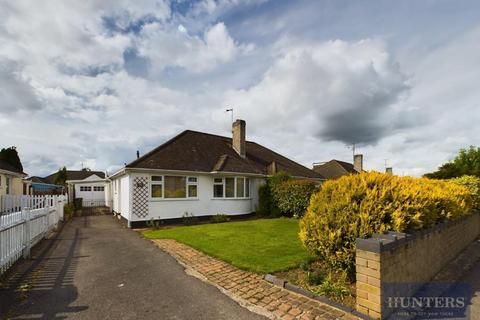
[{"x1": 355, "y1": 211, "x2": 480, "y2": 319}]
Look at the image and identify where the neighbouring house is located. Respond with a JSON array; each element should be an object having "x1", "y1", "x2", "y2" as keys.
[
  {"x1": 312, "y1": 154, "x2": 363, "y2": 179},
  {"x1": 0, "y1": 157, "x2": 28, "y2": 196},
  {"x1": 107, "y1": 119, "x2": 324, "y2": 227},
  {"x1": 39, "y1": 170, "x2": 107, "y2": 205},
  {"x1": 26, "y1": 176, "x2": 65, "y2": 195}
]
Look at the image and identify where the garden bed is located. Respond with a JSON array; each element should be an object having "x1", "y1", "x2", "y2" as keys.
[{"x1": 274, "y1": 259, "x2": 356, "y2": 308}]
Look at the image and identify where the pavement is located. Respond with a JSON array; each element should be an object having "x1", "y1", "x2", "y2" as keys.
[
  {"x1": 428, "y1": 238, "x2": 480, "y2": 320},
  {"x1": 461, "y1": 241, "x2": 480, "y2": 320},
  {"x1": 0, "y1": 215, "x2": 266, "y2": 320}
]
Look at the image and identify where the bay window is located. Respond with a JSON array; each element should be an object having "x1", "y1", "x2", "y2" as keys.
[
  {"x1": 213, "y1": 178, "x2": 224, "y2": 197},
  {"x1": 236, "y1": 178, "x2": 244, "y2": 197},
  {"x1": 225, "y1": 178, "x2": 235, "y2": 198}
]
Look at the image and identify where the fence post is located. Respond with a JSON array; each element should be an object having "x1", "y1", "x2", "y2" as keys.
[
  {"x1": 58, "y1": 195, "x2": 64, "y2": 222},
  {"x1": 23, "y1": 207, "x2": 31, "y2": 259},
  {"x1": 44, "y1": 204, "x2": 49, "y2": 238}
]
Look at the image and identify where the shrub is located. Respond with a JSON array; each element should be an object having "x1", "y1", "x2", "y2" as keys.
[
  {"x1": 299, "y1": 172, "x2": 473, "y2": 278},
  {"x1": 146, "y1": 218, "x2": 162, "y2": 230},
  {"x1": 182, "y1": 212, "x2": 198, "y2": 226},
  {"x1": 210, "y1": 213, "x2": 231, "y2": 223},
  {"x1": 64, "y1": 203, "x2": 74, "y2": 220},
  {"x1": 258, "y1": 172, "x2": 317, "y2": 218},
  {"x1": 314, "y1": 274, "x2": 352, "y2": 301},
  {"x1": 73, "y1": 198, "x2": 82, "y2": 209},
  {"x1": 272, "y1": 179, "x2": 318, "y2": 218},
  {"x1": 257, "y1": 184, "x2": 274, "y2": 217},
  {"x1": 306, "y1": 270, "x2": 326, "y2": 285},
  {"x1": 268, "y1": 171, "x2": 292, "y2": 186},
  {"x1": 299, "y1": 260, "x2": 312, "y2": 272},
  {"x1": 450, "y1": 175, "x2": 480, "y2": 209},
  {"x1": 268, "y1": 171, "x2": 292, "y2": 216}
]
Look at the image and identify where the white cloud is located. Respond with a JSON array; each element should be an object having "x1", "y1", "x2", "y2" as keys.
[
  {"x1": 223, "y1": 39, "x2": 409, "y2": 144},
  {"x1": 138, "y1": 22, "x2": 247, "y2": 73}
]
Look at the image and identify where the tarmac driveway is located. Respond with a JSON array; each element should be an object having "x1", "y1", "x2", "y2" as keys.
[{"x1": 0, "y1": 215, "x2": 265, "y2": 319}]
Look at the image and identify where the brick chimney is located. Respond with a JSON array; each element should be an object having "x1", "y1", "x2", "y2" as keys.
[
  {"x1": 232, "y1": 119, "x2": 246, "y2": 158},
  {"x1": 354, "y1": 154, "x2": 363, "y2": 172}
]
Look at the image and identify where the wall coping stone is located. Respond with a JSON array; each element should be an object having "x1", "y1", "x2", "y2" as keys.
[{"x1": 357, "y1": 211, "x2": 480, "y2": 253}]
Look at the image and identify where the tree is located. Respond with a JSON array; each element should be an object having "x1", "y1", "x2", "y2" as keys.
[
  {"x1": 424, "y1": 146, "x2": 480, "y2": 179},
  {"x1": 0, "y1": 147, "x2": 23, "y2": 172},
  {"x1": 54, "y1": 167, "x2": 68, "y2": 186}
]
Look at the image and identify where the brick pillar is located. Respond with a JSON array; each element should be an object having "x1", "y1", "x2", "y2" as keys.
[
  {"x1": 356, "y1": 249, "x2": 382, "y2": 319},
  {"x1": 355, "y1": 232, "x2": 408, "y2": 319}
]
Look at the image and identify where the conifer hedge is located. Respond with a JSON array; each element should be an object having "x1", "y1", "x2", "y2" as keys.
[{"x1": 299, "y1": 172, "x2": 473, "y2": 278}]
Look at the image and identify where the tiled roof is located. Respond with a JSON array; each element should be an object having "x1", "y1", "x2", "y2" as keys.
[
  {"x1": 126, "y1": 130, "x2": 323, "y2": 179},
  {"x1": 0, "y1": 159, "x2": 26, "y2": 175},
  {"x1": 27, "y1": 176, "x2": 49, "y2": 183},
  {"x1": 43, "y1": 170, "x2": 105, "y2": 183},
  {"x1": 313, "y1": 159, "x2": 358, "y2": 179}
]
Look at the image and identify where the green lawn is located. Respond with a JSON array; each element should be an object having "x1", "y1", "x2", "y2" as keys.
[{"x1": 143, "y1": 218, "x2": 310, "y2": 274}]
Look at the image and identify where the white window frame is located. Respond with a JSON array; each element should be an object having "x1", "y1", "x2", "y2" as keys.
[
  {"x1": 212, "y1": 177, "x2": 251, "y2": 199},
  {"x1": 187, "y1": 177, "x2": 198, "y2": 198},
  {"x1": 213, "y1": 178, "x2": 224, "y2": 198},
  {"x1": 151, "y1": 176, "x2": 164, "y2": 199},
  {"x1": 150, "y1": 175, "x2": 198, "y2": 200}
]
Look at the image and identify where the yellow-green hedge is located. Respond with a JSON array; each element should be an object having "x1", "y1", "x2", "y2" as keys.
[
  {"x1": 450, "y1": 175, "x2": 480, "y2": 209},
  {"x1": 299, "y1": 172, "x2": 473, "y2": 278}
]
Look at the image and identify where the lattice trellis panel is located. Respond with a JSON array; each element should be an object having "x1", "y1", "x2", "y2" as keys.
[{"x1": 133, "y1": 177, "x2": 149, "y2": 218}]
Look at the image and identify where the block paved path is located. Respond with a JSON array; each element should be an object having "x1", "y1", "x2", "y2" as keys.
[
  {"x1": 0, "y1": 216, "x2": 266, "y2": 319},
  {"x1": 153, "y1": 239, "x2": 358, "y2": 320}
]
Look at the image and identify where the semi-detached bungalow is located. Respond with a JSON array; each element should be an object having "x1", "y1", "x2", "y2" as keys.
[{"x1": 107, "y1": 120, "x2": 324, "y2": 227}]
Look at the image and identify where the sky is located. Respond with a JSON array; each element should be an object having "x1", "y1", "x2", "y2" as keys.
[{"x1": 1, "y1": 0, "x2": 479, "y2": 177}]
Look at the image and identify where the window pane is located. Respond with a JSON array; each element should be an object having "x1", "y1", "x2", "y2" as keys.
[
  {"x1": 151, "y1": 184, "x2": 163, "y2": 198},
  {"x1": 152, "y1": 176, "x2": 163, "y2": 181},
  {"x1": 164, "y1": 176, "x2": 186, "y2": 198},
  {"x1": 214, "y1": 178, "x2": 223, "y2": 183},
  {"x1": 213, "y1": 184, "x2": 223, "y2": 198},
  {"x1": 236, "y1": 178, "x2": 244, "y2": 197},
  {"x1": 225, "y1": 178, "x2": 235, "y2": 198},
  {"x1": 188, "y1": 185, "x2": 197, "y2": 197},
  {"x1": 188, "y1": 177, "x2": 197, "y2": 183},
  {"x1": 245, "y1": 178, "x2": 250, "y2": 197}
]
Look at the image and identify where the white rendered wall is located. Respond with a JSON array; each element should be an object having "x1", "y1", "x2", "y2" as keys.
[{"x1": 129, "y1": 172, "x2": 263, "y2": 221}]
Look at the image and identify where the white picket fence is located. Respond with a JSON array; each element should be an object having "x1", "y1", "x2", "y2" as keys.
[{"x1": 0, "y1": 195, "x2": 66, "y2": 275}]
